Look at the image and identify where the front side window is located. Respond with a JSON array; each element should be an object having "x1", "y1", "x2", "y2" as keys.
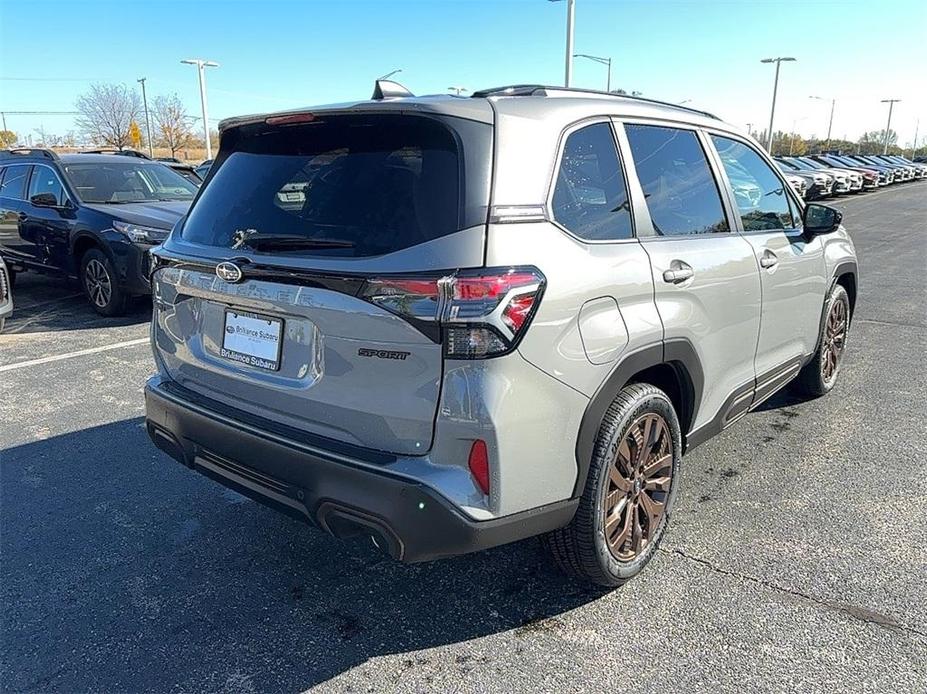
[
  {"x1": 551, "y1": 122, "x2": 633, "y2": 241},
  {"x1": 62, "y1": 161, "x2": 198, "y2": 204},
  {"x1": 28, "y1": 166, "x2": 66, "y2": 206},
  {"x1": 625, "y1": 125, "x2": 728, "y2": 236},
  {"x1": 711, "y1": 135, "x2": 794, "y2": 231},
  {"x1": 0, "y1": 164, "x2": 31, "y2": 200}
]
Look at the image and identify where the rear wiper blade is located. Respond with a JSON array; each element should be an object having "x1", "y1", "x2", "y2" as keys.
[{"x1": 233, "y1": 233, "x2": 355, "y2": 250}]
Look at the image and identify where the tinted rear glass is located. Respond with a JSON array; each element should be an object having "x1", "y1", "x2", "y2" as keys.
[{"x1": 181, "y1": 114, "x2": 490, "y2": 257}]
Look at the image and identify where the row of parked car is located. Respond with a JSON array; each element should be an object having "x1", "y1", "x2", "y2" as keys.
[{"x1": 775, "y1": 152, "x2": 926, "y2": 200}]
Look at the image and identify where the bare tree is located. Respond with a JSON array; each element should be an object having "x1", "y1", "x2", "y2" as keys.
[
  {"x1": 152, "y1": 94, "x2": 194, "y2": 157},
  {"x1": 75, "y1": 83, "x2": 141, "y2": 149}
]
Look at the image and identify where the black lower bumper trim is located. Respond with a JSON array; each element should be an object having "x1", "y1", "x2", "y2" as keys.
[{"x1": 144, "y1": 376, "x2": 578, "y2": 563}]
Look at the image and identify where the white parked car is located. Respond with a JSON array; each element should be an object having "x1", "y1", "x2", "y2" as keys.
[{"x1": 0, "y1": 258, "x2": 13, "y2": 332}]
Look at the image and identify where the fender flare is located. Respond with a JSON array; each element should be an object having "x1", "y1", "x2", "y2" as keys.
[
  {"x1": 572, "y1": 338, "x2": 704, "y2": 497},
  {"x1": 814, "y1": 259, "x2": 858, "y2": 352}
]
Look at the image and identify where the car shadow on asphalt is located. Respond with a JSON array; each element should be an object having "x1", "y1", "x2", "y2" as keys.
[{"x1": 1, "y1": 418, "x2": 603, "y2": 692}]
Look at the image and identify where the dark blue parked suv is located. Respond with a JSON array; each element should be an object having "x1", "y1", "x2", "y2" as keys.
[{"x1": 0, "y1": 149, "x2": 196, "y2": 315}]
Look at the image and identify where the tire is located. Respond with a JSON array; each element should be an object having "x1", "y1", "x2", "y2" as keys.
[
  {"x1": 793, "y1": 284, "x2": 850, "y2": 398},
  {"x1": 80, "y1": 248, "x2": 127, "y2": 317},
  {"x1": 544, "y1": 383, "x2": 682, "y2": 588}
]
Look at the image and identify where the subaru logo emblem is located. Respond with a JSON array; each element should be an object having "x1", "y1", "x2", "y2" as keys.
[{"x1": 216, "y1": 261, "x2": 243, "y2": 283}]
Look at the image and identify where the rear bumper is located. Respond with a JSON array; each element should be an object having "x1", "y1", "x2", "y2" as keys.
[{"x1": 144, "y1": 375, "x2": 577, "y2": 563}]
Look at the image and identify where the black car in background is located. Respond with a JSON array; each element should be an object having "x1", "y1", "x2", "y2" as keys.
[{"x1": 0, "y1": 149, "x2": 197, "y2": 315}]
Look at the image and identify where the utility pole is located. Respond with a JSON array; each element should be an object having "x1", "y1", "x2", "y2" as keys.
[
  {"x1": 760, "y1": 57, "x2": 796, "y2": 152},
  {"x1": 880, "y1": 99, "x2": 901, "y2": 155},
  {"x1": 137, "y1": 77, "x2": 154, "y2": 157},
  {"x1": 182, "y1": 58, "x2": 220, "y2": 160},
  {"x1": 810, "y1": 95, "x2": 835, "y2": 147},
  {"x1": 911, "y1": 119, "x2": 920, "y2": 158},
  {"x1": 574, "y1": 54, "x2": 611, "y2": 92}
]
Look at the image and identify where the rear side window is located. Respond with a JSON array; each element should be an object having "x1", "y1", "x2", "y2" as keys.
[
  {"x1": 0, "y1": 164, "x2": 31, "y2": 200},
  {"x1": 625, "y1": 125, "x2": 728, "y2": 236},
  {"x1": 711, "y1": 135, "x2": 795, "y2": 231},
  {"x1": 181, "y1": 114, "x2": 490, "y2": 257},
  {"x1": 552, "y1": 123, "x2": 633, "y2": 241}
]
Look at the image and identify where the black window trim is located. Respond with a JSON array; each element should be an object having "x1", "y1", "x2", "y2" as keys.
[
  {"x1": 615, "y1": 117, "x2": 734, "y2": 242},
  {"x1": 701, "y1": 127, "x2": 806, "y2": 237},
  {"x1": 0, "y1": 162, "x2": 34, "y2": 202},
  {"x1": 544, "y1": 116, "x2": 638, "y2": 245}
]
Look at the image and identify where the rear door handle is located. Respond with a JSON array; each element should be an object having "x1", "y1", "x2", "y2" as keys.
[
  {"x1": 760, "y1": 251, "x2": 779, "y2": 269},
  {"x1": 663, "y1": 261, "x2": 694, "y2": 284}
]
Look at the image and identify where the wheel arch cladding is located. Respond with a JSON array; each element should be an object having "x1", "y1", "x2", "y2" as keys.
[
  {"x1": 572, "y1": 339, "x2": 703, "y2": 497},
  {"x1": 833, "y1": 262, "x2": 857, "y2": 317}
]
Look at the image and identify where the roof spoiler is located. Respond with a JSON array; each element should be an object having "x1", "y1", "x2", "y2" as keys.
[{"x1": 371, "y1": 79, "x2": 414, "y2": 100}]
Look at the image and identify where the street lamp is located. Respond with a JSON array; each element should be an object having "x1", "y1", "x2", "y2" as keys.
[
  {"x1": 447, "y1": 86, "x2": 468, "y2": 96},
  {"x1": 880, "y1": 98, "x2": 901, "y2": 154},
  {"x1": 137, "y1": 77, "x2": 153, "y2": 157},
  {"x1": 378, "y1": 68, "x2": 402, "y2": 81},
  {"x1": 809, "y1": 95, "x2": 836, "y2": 147},
  {"x1": 760, "y1": 56, "x2": 796, "y2": 152},
  {"x1": 573, "y1": 53, "x2": 611, "y2": 92},
  {"x1": 549, "y1": 0, "x2": 576, "y2": 87},
  {"x1": 181, "y1": 58, "x2": 219, "y2": 160}
]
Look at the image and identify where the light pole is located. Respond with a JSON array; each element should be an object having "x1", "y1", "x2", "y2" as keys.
[
  {"x1": 573, "y1": 53, "x2": 611, "y2": 92},
  {"x1": 377, "y1": 69, "x2": 402, "y2": 81},
  {"x1": 911, "y1": 119, "x2": 920, "y2": 159},
  {"x1": 880, "y1": 98, "x2": 901, "y2": 154},
  {"x1": 137, "y1": 77, "x2": 153, "y2": 157},
  {"x1": 549, "y1": 0, "x2": 575, "y2": 87},
  {"x1": 760, "y1": 57, "x2": 796, "y2": 152},
  {"x1": 181, "y1": 58, "x2": 219, "y2": 160},
  {"x1": 447, "y1": 86, "x2": 468, "y2": 96},
  {"x1": 809, "y1": 95, "x2": 835, "y2": 147}
]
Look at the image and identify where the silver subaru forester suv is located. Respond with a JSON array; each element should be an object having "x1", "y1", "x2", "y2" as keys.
[{"x1": 145, "y1": 82, "x2": 857, "y2": 587}]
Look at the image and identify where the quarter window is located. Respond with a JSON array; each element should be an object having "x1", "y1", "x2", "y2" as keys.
[
  {"x1": 27, "y1": 166, "x2": 66, "y2": 206},
  {"x1": 0, "y1": 164, "x2": 31, "y2": 200},
  {"x1": 711, "y1": 135, "x2": 795, "y2": 230},
  {"x1": 625, "y1": 125, "x2": 729, "y2": 236},
  {"x1": 552, "y1": 123, "x2": 633, "y2": 241}
]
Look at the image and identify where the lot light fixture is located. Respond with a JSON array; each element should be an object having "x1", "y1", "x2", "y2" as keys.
[
  {"x1": 880, "y1": 99, "x2": 901, "y2": 154},
  {"x1": 377, "y1": 69, "x2": 402, "y2": 81},
  {"x1": 181, "y1": 59, "x2": 220, "y2": 160},
  {"x1": 809, "y1": 95, "x2": 836, "y2": 147},
  {"x1": 573, "y1": 53, "x2": 611, "y2": 92},
  {"x1": 549, "y1": 0, "x2": 576, "y2": 87},
  {"x1": 760, "y1": 57, "x2": 796, "y2": 152}
]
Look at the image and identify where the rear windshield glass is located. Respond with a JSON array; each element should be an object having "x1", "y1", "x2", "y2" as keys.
[{"x1": 180, "y1": 114, "x2": 487, "y2": 257}]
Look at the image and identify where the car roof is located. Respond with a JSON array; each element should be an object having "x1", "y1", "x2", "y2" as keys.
[
  {"x1": 58, "y1": 153, "x2": 166, "y2": 164},
  {"x1": 219, "y1": 84, "x2": 731, "y2": 135}
]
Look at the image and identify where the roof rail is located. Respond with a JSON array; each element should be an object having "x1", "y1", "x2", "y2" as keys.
[
  {"x1": 80, "y1": 148, "x2": 152, "y2": 159},
  {"x1": 471, "y1": 84, "x2": 719, "y2": 120},
  {"x1": 0, "y1": 148, "x2": 61, "y2": 161}
]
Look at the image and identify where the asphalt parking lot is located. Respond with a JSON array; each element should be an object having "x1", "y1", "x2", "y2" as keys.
[{"x1": 1, "y1": 183, "x2": 925, "y2": 693}]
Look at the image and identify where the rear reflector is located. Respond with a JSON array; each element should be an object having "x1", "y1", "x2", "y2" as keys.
[{"x1": 468, "y1": 440, "x2": 490, "y2": 495}]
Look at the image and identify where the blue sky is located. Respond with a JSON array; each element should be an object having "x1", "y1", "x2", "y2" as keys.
[{"x1": 1, "y1": 0, "x2": 925, "y2": 146}]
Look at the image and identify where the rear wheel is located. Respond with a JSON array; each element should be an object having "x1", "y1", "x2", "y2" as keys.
[
  {"x1": 545, "y1": 383, "x2": 681, "y2": 587},
  {"x1": 794, "y1": 284, "x2": 850, "y2": 397},
  {"x1": 80, "y1": 248, "x2": 126, "y2": 316}
]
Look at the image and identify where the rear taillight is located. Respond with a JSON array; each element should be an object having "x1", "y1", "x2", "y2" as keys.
[{"x1": 361, "y1": 266, "x2": 545, "y2": 359}]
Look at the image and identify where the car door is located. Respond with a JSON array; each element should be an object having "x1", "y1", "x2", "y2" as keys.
[
  {"x1": 0, "y1": 164, "x2": 36, "y2": 263},
  {"x1": 617, "y1": 122, "x2": 762, "y2": 434},
  {"x1": 22, "y1": 163, "x2": 75, "y2": 269},
  {"x1": 707, "y1": 133, "x2": 826, "y2": 399}
]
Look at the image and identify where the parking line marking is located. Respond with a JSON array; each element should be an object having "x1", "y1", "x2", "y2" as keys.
[{"x1": 0, "y1": 337, "x2": 149, "y2": 373}]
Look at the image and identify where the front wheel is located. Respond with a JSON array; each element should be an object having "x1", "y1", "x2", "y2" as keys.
[
  {"x1": 544, "y1": 383, "x2": 682, "y2": 588},
  {"x1": 794, "y1": 284, "x2": 850, "y2": 397},
  {"x1": 81, "y1": 249, "x2": 127, "y2": 317}
]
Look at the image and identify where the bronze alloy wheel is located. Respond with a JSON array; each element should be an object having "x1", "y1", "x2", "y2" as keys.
[
  {"x1": 822, "y1": 297, "x2": 848, "y2": 383},
  {"x1": 603, "y1": 413, "x2": 673, "y2": 562}
]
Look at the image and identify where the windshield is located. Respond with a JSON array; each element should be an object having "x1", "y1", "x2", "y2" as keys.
[
  {"x1": 63, "y1": 161, "x2": 199, "y2": 203},
  {"x1": 783, "y1": 158, "x2": 814, "y2": 171},
  {"x1": 796, "y1": 158, "x2": 826, "y2": 170},
  {"x1": 180, "y1": 114, "x2": 491, "y2": 257}
]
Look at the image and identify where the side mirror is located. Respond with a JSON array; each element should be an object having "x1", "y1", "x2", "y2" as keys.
[
  {"x1": 803, "y1": 203, "x2": 842, "y2": 237},
  {"x1": 30, "y1": 192, "x2": 60, "y2": 208}
]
